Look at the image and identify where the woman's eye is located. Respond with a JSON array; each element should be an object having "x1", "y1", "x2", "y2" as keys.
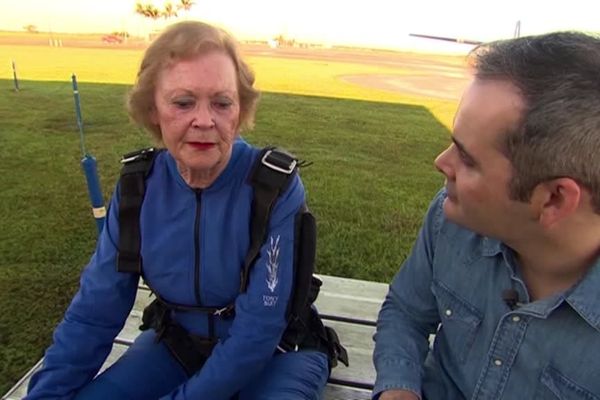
[
  {"x1": 213, "y1": 99, "x2": 233, "y2": 110},
  {"x1": 172, "y1": 99, "x2": 194, "y2": 109}
]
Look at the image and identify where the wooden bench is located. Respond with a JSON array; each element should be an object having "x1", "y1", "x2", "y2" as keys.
[{"x1": 2, "y1": 275, "x2": 388, "y2": 400}]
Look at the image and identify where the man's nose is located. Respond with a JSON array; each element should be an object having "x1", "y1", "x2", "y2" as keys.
[{"x1": 434, "y1": 146, "x2": 454, "y2": 179}]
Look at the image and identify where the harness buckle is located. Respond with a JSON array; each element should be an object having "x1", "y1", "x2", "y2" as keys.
[
  {"x1": 276, "y1": 343, "x2": 299, "y2": 353},
  {"x1": 213, "y1": 305, "x2": 234, "y2": 318},
  {"x1": 121, "y1": 147, "x2": 156, "y2": 164},
  {"x1": 261, "y1": 149, "x2": 297, "y2": 175}
]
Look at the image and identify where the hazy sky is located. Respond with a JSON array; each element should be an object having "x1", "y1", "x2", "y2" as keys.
[{"x1": 1, "y1": 0, "x2": 598, "y2": 51}]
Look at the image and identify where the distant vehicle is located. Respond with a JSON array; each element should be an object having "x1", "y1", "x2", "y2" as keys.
[{"x1": 101, "y1": 34, "x2": 123, "y2": 44}]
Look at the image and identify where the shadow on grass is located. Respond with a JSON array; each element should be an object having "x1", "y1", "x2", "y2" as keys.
[{"x1": 0, "y1": 79, "x2": 450, "y2": 395}]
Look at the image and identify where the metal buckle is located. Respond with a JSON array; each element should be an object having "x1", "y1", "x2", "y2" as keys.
[
  {"x1": 276, "y1": 343, "x2": 299, "y2": 353},
  {"x1": 121, "y1": 147, "x2": 155, "y2": 164},
  {"x1": 261, "y1": 149, "x2": 297, "y2": 175},
  {"x1": 213, "y1": 306, "x2": 230, "y2": 317}
]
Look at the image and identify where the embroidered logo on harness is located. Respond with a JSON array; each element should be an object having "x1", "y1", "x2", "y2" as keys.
[{"x1": 263, "y1": 235, "x2": 280, "y2": 307}]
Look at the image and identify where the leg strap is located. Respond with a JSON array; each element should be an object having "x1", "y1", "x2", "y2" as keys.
[
  {"x1": 140, "y1": 299, "x2": 217, "y2": 376},
  {"x1": 160, "y1": 323, "x2": 217, "y2": 376}
]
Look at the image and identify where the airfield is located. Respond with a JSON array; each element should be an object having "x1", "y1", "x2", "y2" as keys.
[
  {"x1": 1, "y1": 32, "x2": 471, "y2": 101},
  {"x1": 242, "y1": 44, "x2": 470, "y2": 101}
]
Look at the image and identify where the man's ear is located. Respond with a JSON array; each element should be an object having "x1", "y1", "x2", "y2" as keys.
[{"x1": 531, "y1": 178, "x2": 581, "y2": 228}]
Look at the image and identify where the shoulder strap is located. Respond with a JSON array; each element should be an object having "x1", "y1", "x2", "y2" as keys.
[
  {"x1": 116, "y1": 146, "x2": 298, "y2": 315},
  {"x1": 240, "y1": 147, "x2": 298, "y2": 292},
  {"x1": 117, "y1": 147, "x2": 162, "y2": 274}
]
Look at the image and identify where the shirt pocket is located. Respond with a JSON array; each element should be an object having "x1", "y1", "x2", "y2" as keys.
[
  {"x1": 535, "y1": 365, "x2": 600, "y2": 400},
  {"x1": 432, "y1": 279, "x2": 482, "y2": 364}
]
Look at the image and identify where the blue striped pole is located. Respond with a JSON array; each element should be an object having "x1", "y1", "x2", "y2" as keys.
[
  {"x1": 81, "y1": 155, "x2": 106, "y2": 233},
  {"x1": 71, "y1": 74, "x2": 106, "y2": 233},
  {"x1": 12, "y1": 60, "x2": 19, "y2": 91}
]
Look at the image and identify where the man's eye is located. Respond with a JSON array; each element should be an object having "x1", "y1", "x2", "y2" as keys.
[{"x1": 459, "y1": 151, "x2": 476, "y2": 167}]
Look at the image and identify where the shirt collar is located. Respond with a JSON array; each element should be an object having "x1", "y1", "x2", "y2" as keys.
[
  {"x1": 480, "y1": 236, "x2": 503, "y2": 257},
  {"x1": 480, "y1": 235, "x2": 600, "y2": 331},
  {"x1": 566, "y1": 258, "x2": 600, "y2": 333}
]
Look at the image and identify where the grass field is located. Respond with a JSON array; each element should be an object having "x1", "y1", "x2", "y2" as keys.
[{"x1": 0, "y1": 43, "x2": 457, "y2": 393}]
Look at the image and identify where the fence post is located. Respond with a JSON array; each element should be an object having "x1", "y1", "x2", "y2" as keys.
[{"x1": 11, "y1": 60, "x2": 19, "y2": 91}]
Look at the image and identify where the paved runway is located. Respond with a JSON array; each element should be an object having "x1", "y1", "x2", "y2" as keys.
[{"x1": 241, "y1": 44, "x2": 470, "y2": 100}]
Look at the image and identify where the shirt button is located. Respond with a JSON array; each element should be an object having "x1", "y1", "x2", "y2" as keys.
[
  {"x1": 512, "y1": 316, "x2": 521, "y2": 322},
  {"x1": 494, "y1": 359, "x2": 503, "y2": 366},
  {"x1": 445, "y1": 309, "x2": 452, "y2": 316}
]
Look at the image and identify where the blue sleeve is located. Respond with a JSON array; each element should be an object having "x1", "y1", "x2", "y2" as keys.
[
  {"x1": 26, "y1": 186, "x2": 139, "y2": 399},
  {"x1": 372, "y1": 190, "x2": 446, "y2": 399},
  {"x1": 162, "y1": 176, "x2": 305, "y2": 400}
]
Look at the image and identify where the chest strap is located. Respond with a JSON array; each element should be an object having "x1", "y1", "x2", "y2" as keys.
[{"x1": 117, "y1": 146, "x2": 298, "y2": 306}]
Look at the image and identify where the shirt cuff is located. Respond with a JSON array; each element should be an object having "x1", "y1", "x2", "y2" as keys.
[{"x1": 373, "y1": 358, "x2": 422, "y2": 399}]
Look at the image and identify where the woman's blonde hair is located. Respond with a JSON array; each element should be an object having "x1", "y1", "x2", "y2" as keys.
[{"x1": 127, "y1": 21, "x2": 260, "y2": 142}]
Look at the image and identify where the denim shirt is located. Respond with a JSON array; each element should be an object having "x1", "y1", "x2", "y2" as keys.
[{"x1": 373, "y1": 189, "x2": 600, "y2": 400}]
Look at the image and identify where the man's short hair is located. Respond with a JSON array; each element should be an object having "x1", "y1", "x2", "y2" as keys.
[{"x1": 470, "y1": 32, "x2": 600, "y2": 212}]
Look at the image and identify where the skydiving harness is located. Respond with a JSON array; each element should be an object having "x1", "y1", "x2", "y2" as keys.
[{"x1": 116, "y1": 146, "x2": 348, "y2": 377}]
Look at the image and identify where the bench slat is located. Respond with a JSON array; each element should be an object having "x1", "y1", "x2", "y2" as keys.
[
  {"x1": 6, "y1": 342, "x2": 372, "y2": 400},
  {"x1": 4, "y1": 276, "x2": 387, "y2": 400},
  {"x1": 136, "y1": 275, "x2": 389, "y2": 324},
  {"x1": 115, "y1": 312, "x2": 376, "y2": 386}
]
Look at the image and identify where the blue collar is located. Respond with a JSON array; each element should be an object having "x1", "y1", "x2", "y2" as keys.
[
  {"x1": 566, "y1": 259, "x2": 600, "y2": 332},
  {"x1": 480, "y1": 235, "x2": 600, "y2": 331}
]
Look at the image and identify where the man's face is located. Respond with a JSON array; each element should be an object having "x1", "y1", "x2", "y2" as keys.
[{"x1": 434, "y1": 78, "x2": 531, "y2": 240}]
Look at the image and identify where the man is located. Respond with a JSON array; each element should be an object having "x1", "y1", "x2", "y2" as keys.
[{"x1": 373, "y1": 31, "x2": 600, "y2": 400}]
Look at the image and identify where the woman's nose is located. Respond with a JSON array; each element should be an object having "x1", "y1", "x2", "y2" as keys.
[{"x1": 191, "y1": 103, "x2": 215, "y2": 128}]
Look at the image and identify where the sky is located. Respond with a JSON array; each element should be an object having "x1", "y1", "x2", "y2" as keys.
[{"x1": 1, "y1": 0, "x2": 598, "y2": 52}]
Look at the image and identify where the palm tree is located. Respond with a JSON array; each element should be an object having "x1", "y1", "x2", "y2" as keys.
[
  {"x1": 178, "y1": 0, "x2": 194, "y2": 12},
  {"x1": 134, "y1": 2, "x2": 162, "y2": 20},
  {"x1": 135, "y1": 2, "x2": 145, "y2": 16},
  {"x1": 176, "y1": 0, "x2": 194, "y2": 20},
  {"x1": 134, "y1": 2, "x2": 162, "y2": 39},
  {"x1": 134, "y1": 0, "x2": 195, "y2": 36},
  {"x1": 144, "y1": 4, "x2": 162, "y2": 19},
  {"x1": 162, "y1": 2, "x2": 178, "y2": 19}
]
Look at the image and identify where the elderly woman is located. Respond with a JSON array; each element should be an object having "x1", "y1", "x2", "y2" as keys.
[{"x1": 25, "y1": 21, "x2": 335, "y2": 400}]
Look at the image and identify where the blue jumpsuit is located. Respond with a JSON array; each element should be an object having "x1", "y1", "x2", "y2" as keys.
[{"x1": 25, "y1": 139, "x2": 329, "y2": 400}]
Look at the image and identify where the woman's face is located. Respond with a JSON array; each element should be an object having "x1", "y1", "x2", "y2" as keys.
[{"x1": 152, "y1": 50, "x2": 240, "y2": 186}]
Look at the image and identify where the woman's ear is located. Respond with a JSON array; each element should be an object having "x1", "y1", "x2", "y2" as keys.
[{"x1": 534, "y1": 178, "x2": 581, "y2": 228}]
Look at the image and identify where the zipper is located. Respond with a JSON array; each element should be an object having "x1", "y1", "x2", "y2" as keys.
[{"x1": 193, "y1": 189, "x2": 202, "y2": 305}]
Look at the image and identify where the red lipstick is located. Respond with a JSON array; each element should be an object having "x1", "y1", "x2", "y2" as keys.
[{"x1": 188, "y1": 142, "x2": 215, "y2": 150}]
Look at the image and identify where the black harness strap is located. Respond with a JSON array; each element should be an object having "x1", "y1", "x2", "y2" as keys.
[
  {"x1": 116, "y1": 146, "x2": 348, "y2": 374},
  {"x1": 240, "y1": 147, "x2": 298, "y2": 292},
  {"x1": 117, "y1": 146, "x2": 298, "y2": 314},
  {"x1": 117, "y1": 148, "x2": 161, "y2": 274}
]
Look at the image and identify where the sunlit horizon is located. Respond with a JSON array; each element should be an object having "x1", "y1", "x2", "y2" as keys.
[{"x1": 1, "y1": 0, "x2": 599, "y2": 54}]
